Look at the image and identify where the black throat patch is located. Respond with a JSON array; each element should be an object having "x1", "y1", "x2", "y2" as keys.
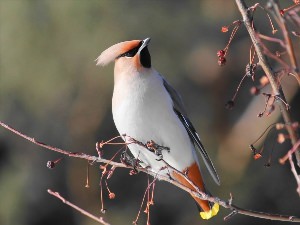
[{"x1": 140, "y1": 46, "x2": 151, "y2": 68}]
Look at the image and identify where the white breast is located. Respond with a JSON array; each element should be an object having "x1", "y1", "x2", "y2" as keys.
[{"x1": 112, "y1": 69, "x2": 195, "y2": 173}]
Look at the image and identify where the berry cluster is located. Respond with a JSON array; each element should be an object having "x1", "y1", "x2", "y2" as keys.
[{"x1": 217, "y1": 50, "x2": 226, "y2": 66}]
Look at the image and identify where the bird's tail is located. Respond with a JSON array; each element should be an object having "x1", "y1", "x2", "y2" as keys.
[
  {"x1": 172, "y1": 162, "x2": 219, "y2": 219},
  {"x1": 195, "y1": 197, "x2": 219, "y2": 220}
]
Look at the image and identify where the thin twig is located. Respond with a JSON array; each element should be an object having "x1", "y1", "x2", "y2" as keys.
[
  {"x1": 259, "y1": 39, "x2": 291, "y2": 69},
  {"x1": 258, "y1": 33, "x2": 286, "y2": 48},
  {"x1": 288, "y1": 153, "x2": 300, "y2": 196},
  {"x1": 279, "y1": 139, "x2": 300, "y2": 164},
  {"x1": 288, "y1": 72, "x2": 300, "y2": 86},
  {"x1": 268, "y1": 0, "x2": 299, "y2": 73},
  {"x1": 133, "y1": 176, "x2": 157, "y2": 225},
  {"x1": 0, "y1": 120, "x2": 126, "y2": 168},
  {"x1": 48, "y1": 189, "x2": 110, "y2": 225},
  {"x1": 1, "y1": 120, "x2": 300, "y2": 222}
]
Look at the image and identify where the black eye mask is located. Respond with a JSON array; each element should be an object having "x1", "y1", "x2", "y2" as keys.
[{"x1": 117, "y1": 41, "x2": 143, "y2": 58}]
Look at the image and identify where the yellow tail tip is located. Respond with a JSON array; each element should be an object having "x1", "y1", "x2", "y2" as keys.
[{"x1": 199, "y1": 203, "x2": 219, "y2": 220}]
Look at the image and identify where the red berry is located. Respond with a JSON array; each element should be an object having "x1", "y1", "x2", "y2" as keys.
[
  {"x1": 217, "y1": 50, "x2": 225, "y2": 57},
  {"x1": 109, "y1": 192, "x2": 116, "y2": 199},
  {"x1": 221, "y1": 26, "x2": 229, "y2": 33},
  {"x1": 253, "y1": 153, "x2": 262, "y2": 160},
  {"x1": 218, "y1": 56, "x2": 226, "y2": 66},
  {"x1": 250, "y1": 86, "x2": 260, "y2": 95}
]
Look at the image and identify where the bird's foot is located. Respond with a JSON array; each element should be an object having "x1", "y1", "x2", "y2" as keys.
[
  {"x1": 120, "y1": 151, "x2": 137, "y2": 166},
  {"x1": 146, "y1": 140, "x2": 170, "y2": 158},
  {"x1": 120, "y1": 151, "x2": 141, "y2": 174}
]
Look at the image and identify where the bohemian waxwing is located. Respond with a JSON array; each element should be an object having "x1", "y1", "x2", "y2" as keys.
[{"x1": 96, "y1": 38, "x2": 220, "y2": 219}]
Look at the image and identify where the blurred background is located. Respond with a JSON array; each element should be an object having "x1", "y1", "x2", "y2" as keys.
[{"x1": 0, "y1": 1, "x2": 299, "y2": 225}]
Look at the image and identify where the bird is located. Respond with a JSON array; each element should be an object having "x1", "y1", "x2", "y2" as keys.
[{"x1": 96, "y1": 37, "x2": 220, "y2": 219}]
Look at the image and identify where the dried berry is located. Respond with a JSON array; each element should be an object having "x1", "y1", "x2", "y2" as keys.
[
  {"x1": 277, "y1": 133, "x2": 286, "y2": 144},
  {"x1": 47, "y1": 161, "x2": 55, "y2": 169},
  {"x1": 275, "y1": 123, "x2": 285, "y2": 130},
  {"x1": 217, "y1": 50, "x2": 225, "y2": 57},
  {"x1": 254, "y1": 153, "x2": 262, "y2": 160},
  {"x1": 292, "y1": 122, "x2": 299, "y2": 129},
  {"x1": 250, "y1": 86, "x2": 260, "y2": 95},
  {"x1": 245, "y1": 63, "x2": 256, "y2": 78},
  {"x1": 264, "y1": 163, "x2": 271, "y2": 168},
  {"x1": 221, "y1": 26, "x2": 229, "y2": 33},
  {"x1": 218, "y1": 56, "x2": 226, "y2": 66},
  {"x1": 225, "y1": 100, "x2": 234, "y2": 110},
  {"x1": 109, "y1": 192, "x2": 115, "y2": 199},
  {"x1": 46, "y1": 157, "x2": 63, "y2": 169},
  {"x1": 259, "y1": 76, "x2": 269, "y2": 86}
]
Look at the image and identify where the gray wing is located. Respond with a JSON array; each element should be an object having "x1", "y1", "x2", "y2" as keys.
[{"x1": 163, "y1": 78, "x2": 220, "y2": 185}]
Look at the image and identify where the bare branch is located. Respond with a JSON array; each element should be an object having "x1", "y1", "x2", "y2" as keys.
[
  {"x1": 0, "y1": 120, "x2": 127, "y2": 169},
  {"x1": 1, "y1": 120, "x2": 300, "y2": 222},
  {"x1": 289, "y1": 153, "x2": 300, "y2": 196},
  {"x1": 48, "y1": 189, "x2": 110, "y2": 225},
  {"x1": 279, "y1": 139, "x2": 300, "y2": 164},
  {"x1": 258, "y1": 33, "x2": 286, "y2": 48},
  {"x1": 268, "y1": 0, "x2": 300, "y2": 74},
  {"x1": 235, "y1": 0, "x2": 300, "y2": 168}
]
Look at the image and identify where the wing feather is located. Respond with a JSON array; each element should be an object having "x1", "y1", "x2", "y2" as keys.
[{"x1": 163, "y1": 77, "x2": 220, "y2": 185}]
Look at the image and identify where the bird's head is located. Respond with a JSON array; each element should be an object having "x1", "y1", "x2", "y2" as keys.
[{"x1": 96, "y1": 38, "x2": 151, "y2": 73}]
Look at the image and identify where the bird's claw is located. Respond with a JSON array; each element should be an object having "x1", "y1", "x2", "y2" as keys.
[{"x1": 146, "y1": 140, "x2": 170, "y2": 158}]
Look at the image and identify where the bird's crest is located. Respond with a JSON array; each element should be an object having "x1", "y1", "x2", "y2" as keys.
[{"x1": 96, "y1": 40, "x2": 141, "y2": 66}]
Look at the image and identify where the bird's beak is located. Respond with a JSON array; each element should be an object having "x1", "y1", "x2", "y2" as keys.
[{"x1": 138, "y1": 37, "x2": 151, "y2": 53}]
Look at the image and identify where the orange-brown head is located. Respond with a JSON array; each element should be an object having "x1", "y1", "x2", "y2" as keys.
[{"x1": 96, "y1": 38, "x2": 151, "y2": 74}]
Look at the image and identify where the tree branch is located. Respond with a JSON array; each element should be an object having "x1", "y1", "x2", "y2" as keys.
[
  {"x1": 48, "y1": 189, "x2": 110, "y2": 225},
  {"x1": 1, "y1": 120, "x2": 300, "y2": 222},
  {"x1": 279, "y1": 139, "x2": 300, "y2": 195},
  {"x1": 268, "y1": 0, "x2": 299, "y2": 74},
  {"x1": 235, "y1": 0, "x2": 300, "y2": 167}
]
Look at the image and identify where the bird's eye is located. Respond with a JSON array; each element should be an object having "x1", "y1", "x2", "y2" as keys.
[
  {"x1": 117, "y1": 41, "x2": 143, "y2": 59},
  {"x1": 123, "y1": 48, "x2": 139, "y2": 58}
]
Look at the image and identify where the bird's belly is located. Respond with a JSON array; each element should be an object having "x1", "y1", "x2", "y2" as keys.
[{"x1": 113, "y1": 96, "x2": 195, "y2": 174}]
